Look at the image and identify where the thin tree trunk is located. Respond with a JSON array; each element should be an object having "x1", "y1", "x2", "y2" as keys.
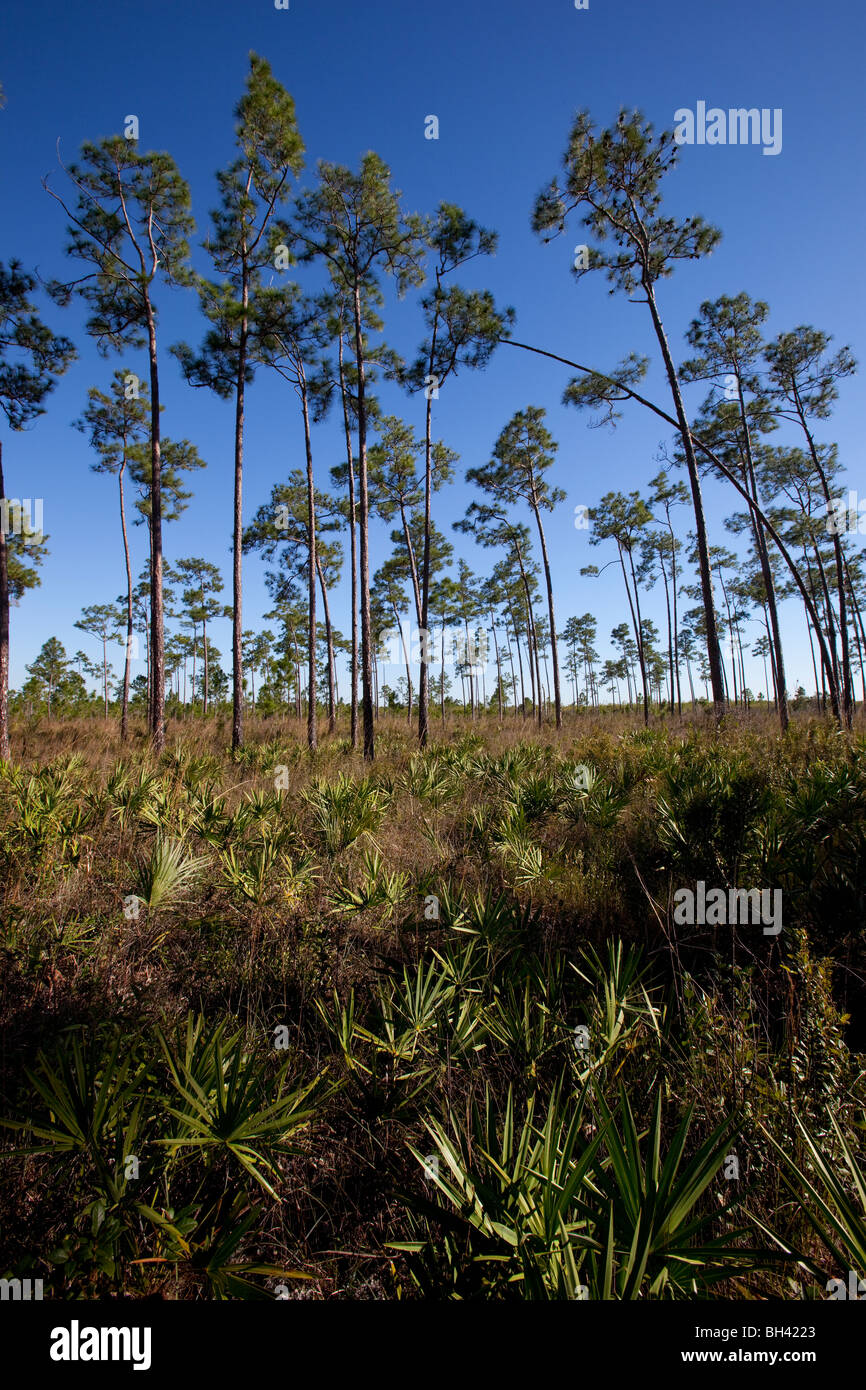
[
  {"x1": 338, "y1": 332, "x2": 359, "y2": 749},
  {"x1": 145, "y1": 300, "x2": 166, "y2": 752},
  {"x1": 489, "y1": 609, "x2": 503, "y2": 722},
  {"x1": 352, "y1": 284, "x2": 375, "y2": 759},
  {"x1": 440, "y1": 619, "x2": 446, "y2": 724},
  {"x1": 419, "y1": 334, "x2": 437, "y2": 748},
  {"x1": 513, "y1": 539, "x2": 543, "y2": 728},
  {"x1": 796, "y1": 399, "x2": 852, "y2": 726},
  {"x1": 619, "y1": 543, "x2": 649, "y2": 725},
  {"x1": 317, "y1": 556, "x2": 337, "y2": 733},
  {"x1": 531, "y1": 500, "x2": 563, "y2": 729},
  {"x1": 300, "y1": 367, "x2": 317, "y2": 752},
  {"x1": 462, "y1": 614, "x2": 475, "y2": 719},
  {"x1": 203, "y1": 620, "x2": 209, "y2": 717},
  {"x1": 738, "y1": 388, "x2": 789, "y2": 731},
  {"x1": 659, "y1": 548, "x2": 674, "y2": 712},
  {"x1": 118, "y1": 465, "x2": 133, "y2": 741},
  {"x1": 230, "y1": 265, "x2": 249, "y2": 752},
  {"x1": 644, "y1": 282, "x2": 725, "y2": 720}
]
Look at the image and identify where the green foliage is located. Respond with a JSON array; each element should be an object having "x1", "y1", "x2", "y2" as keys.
[{"x1": 302, "y1": 771, "x2": 389, "y2": 853}]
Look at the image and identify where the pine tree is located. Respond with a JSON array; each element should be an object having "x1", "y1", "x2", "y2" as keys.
[
  {"x1": 468, "y1": 407, "x2": 566, "y2": 728},
  {"x1": 532, "y1": 108, "x2": 726, "y2": 719},
  {"x1": 75, "y1": 604, "x2": 122, "y2": 718},
  {"x1": 0, "y1": 260, "x2": 75, "y2": 759},
  {"x1": 403, "y1": 204, "x2": 512, "y2": 744},
  {"x1": 293, "y1": 155, "x2": 426, "y2": 758},
  {"x1": 74, "y1": 370, "x2": 149, "y2": 738},
  {"x1": 47, "y1": 135, "x2": 194, "y2": 751},
  {"x1": 172, "y1": 53, "x2": 304, "y2": 751}
]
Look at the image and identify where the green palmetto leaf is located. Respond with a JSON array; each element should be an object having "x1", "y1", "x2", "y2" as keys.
[
  {"x1": 756, "y1": 1112, "x2": 866, "y2": 1279},
  {"x1": 401, "y1": 1082, "x2": 609, "y2": 1298},
  {"x1": 135, "y1": 1196, "x2": 313, "y2": 1298},
  {"x1": 155, "y1": 1017, "x2": 332, "y2": 1199},
  {"x1": 133, "y1": 834, "x2": 205, "y2": 915},
  {"x1": 582, "y1": 1087, "x2": 765, "y2": 1298},
  {"x1": 0, "y1": 1030, "x2": 147, "y2": 1205}
]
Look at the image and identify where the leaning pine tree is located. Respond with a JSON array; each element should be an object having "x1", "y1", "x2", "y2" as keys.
[
  {"x1": 679, "y1": 293, "x2": 790, "y2": 732},
  {"x1": 530, "y1": 108, "x2": 727, "y2": 720}
]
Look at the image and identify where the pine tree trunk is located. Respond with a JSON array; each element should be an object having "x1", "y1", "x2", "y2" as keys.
[
  {"x1": 644, "y1": 282, "x2": 725, "y2": 721},
  {"x1": 338, "y1": 334, "x2": 359, "y2": 749},
  {"x1": 145, "y1": 301, "x2": 166, "y2": 752},
  {"x1": 660, "y1": 550, "x2": 674, "y2": 713},
  {"x1": 531, "y1": 501, "x2": 562, "y2": 729},
  {"x1": 301, "y1": 370, "x2": 317, "y2": 752},
  {"x1": 316, "y1": 557, "x2": 337, "y2": 733},
  {"x1": 353, "y1": 283, "x2": 375, "y2": 759},
  {"x1": 119, "y1": 466, "x2": 133, "y2": 741},
  {"x1": 797, "y1": 402, "x2": 852, "y2": 726},
  {"x1": 737, "y1": 385, "x2": 789, "y2": 731},
  {"x1": 667, "y1": 514, "x2": 682, "y2": 715},
  {"x1": 489, "y1": 608, "x2": 503, "y2": 722},
  {"x1": 418, "y1": 372, "x2": 435, "y2": 748},
  {"x1": 231, "y1": 270, "x2": 249, "y2": 753},
  {"x1": 203, "y1": 621, "x2": 209, "y2": 717},
  {"x1": 513, "y1": 540, "x2": 543, "y2": 728}
]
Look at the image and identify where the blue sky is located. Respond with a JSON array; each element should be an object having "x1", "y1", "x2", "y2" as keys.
[{"x1": 1, "y1": 0, "x2": 864, "y2": 699}]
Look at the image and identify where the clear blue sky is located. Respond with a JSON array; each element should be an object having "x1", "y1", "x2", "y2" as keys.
[{"x1": 2, "y1": 0, "x2": 864, "y2": 699}]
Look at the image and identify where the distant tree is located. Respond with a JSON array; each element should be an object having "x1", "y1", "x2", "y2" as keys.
[
  {"x1": 75, "y1": 603, "x2": 123, "y2": 718},
  {"x1": 584, "y1": 491, "x2": 653, "y2": 724},
  {"x1": 467, "y1": 407, "x2": 565, "y2": 728},
  {"x1": 25, "y1": 637, "x2": 70, "y2": 720},
  {"x1": 175, "y1": 557, "x2": 224, "y2": 715},
  {"x1": 646, "y1": 468, "x2": 689, "y2": 715},
  {"x1": 373, "y1": 548, "x2": 414, "y2": 722},
  {"x1": 369, "y1": 415, "x2": 456, "y2": 644},
  {"x1": 74, "y1": 369, "x2": 150, "y2": 738},
  {"x1": 244, "y1": 468, "x2": 341, "y2": 746}
]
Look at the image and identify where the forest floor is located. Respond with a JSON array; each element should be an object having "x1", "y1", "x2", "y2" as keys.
[{"x1": 1, "y1": 708, "x2": 864, "y2": 1299}]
